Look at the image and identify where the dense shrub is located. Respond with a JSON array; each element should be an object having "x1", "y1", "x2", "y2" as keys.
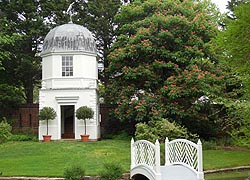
[
  {"x1": 100, "y1": 162, "x2": 123, "y2": 180},
  {"x1": 230, "y1": 102, "x2": 250, "y2": 148},
  {"x1": 231, "y1": 118, "x2": 250, "y2": 148},
  {"x1": 0, "y1": 84, "x2": 24, "y2": 117},
  {"x1": 63, "y1": 164, "x2": 85, "y2": 180},
  {"x1": 0, "y1": 120, "x2": 12, "y2": 143},
  {"x1": 103, "y1": 132, "x2": 131, "y2": 140},
  {"x1": 10, "y1": 134, "x2": 37, "y2": 141},
  {"x1": 135, "y1": 118, "x2": 198, "y2": 143}
]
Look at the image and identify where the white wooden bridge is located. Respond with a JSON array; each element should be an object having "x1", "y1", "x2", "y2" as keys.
[{"x1": 130, "y1": 138, "x2": 204, "y2": 180}]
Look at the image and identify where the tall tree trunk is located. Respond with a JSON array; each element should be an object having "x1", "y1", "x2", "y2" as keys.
[
  {"x1": 46, "y1": 119, "x2": 49, "y2": 135},
  {"x1": 25, "y1": 76, "x2": 34, "y2": 104},
  {"x1": 84, "y1": 119, "x2": 87, "y2": 135}
]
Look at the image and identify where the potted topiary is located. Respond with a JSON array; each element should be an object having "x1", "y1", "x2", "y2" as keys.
[
  {"x1": 76, "y1": 106, "x2": 94, "y2": 142},
  {"x1": 39, "y1": 107, "x2": 56, "y2": 142}
]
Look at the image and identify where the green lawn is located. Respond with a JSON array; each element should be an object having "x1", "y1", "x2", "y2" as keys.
[
  {"x1": 204, "y1": 150, "x2": 250, "y2": 170},
  {"x1": 205, "y1": 171, "x2": 250, "y2": 180},
  {"x1": 0, "y1": 140, "x2": 250, "y2": 177},
  {"x1": 0, "y1": 140, "x2": 130, "y2": 177}
]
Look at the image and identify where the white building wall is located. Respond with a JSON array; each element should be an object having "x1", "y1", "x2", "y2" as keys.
[
  {"x1": 42, "y1": 56, "x2": 53, "y2": 79},
  {"x1": 74, "y1": 54, "x2": 98, "y2": 78},
  {"x1": 39, "y1": 51, "x2": 100, "y2": 141},
  {"x1": 39, "y1": 89, "x2": 100, "y2": 141},
  {"x1": 41, "y1": 53, "x2": 98, "y2": 90}
]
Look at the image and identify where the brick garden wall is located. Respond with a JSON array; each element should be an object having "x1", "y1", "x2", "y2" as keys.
[
  {"x1": 9, "y1": 104, "x2": 39, "y2": 134},
  {"x1": 5, "y1": 104, "x2": 114, "y2": 136}
]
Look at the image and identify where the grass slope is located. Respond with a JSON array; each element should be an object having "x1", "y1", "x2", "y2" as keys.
[
  {"x1": 204, "y1": 150, "x2": 250, "y2": 170},
  {"x1": 0, "y1": 140, "x2": 250, "y2": 177},
  {"x1": 0, "y1": 140, "x2": 130, "y2": 177},
  {"x1": 206, "y1": 171, "x2": 250, "y2": 180}
]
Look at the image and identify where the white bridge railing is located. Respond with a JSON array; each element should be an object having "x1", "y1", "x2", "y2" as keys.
[
  {"x1": 165, "y1": 138, "x2": 204, "y2": 179},
  {"x1": 131, "y1": 139, "x2": 161, "y2": 173},
  {"x1": 131, "y1": 138, "x2": 204, "y2": 180}
]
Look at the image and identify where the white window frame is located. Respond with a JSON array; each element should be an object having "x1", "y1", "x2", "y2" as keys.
[{"x1": 62, "y1": 56, "x2": 73, "y2": 77}]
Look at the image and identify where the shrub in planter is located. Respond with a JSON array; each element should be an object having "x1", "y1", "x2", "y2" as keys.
[
  {"x1": 39, "y1": 107, "x2": 56, "y2": 141},
  {"x1": 64, "y1": 164, "x2": 85, "y2": 180},
  {"x1": 76, "y1": 106, "x2": 94, "y2": 136}
]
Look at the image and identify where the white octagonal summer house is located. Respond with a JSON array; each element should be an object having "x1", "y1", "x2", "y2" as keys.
[{"x1": 39, "y1": 22, "x2": 100, "y2": 141}]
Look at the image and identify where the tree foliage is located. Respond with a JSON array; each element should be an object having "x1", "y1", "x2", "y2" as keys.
[
  {"x1": 76, "y1": 106, "x2": 94, "y2": 121},
  {"x1": 0, "y1": 84, "x2": 24, "y2": 113},
  {"x1": 0, "y1": 18, "x2": 21, "y2": 71},
  {"x1": 0, "y1": 0, "x2": 49, "y2": 103},
  {"x1": 0, "y1": 18, "x2": 24, "y2": 115},
  {"x1": 39, "y1": 107, "x2": 56, "y2": 135},
  {"x1": 218, "y1": 3, "x2": 250, "y2": 94},
  {"x1": 216, "y1": 2, "x2": 250, "y2": 147},
  {"x1": 135, "y1": 118, "x2": 197, "y2": 143},
  {"x1": 76, "y1": 106, "x2": 94, "y2": 135},
  {"x1": 106, "y1": 0, "x2": 225, "y2": 137},
  {"x1": 226, "y1": 0, "x2": 249, "y2": 18}
]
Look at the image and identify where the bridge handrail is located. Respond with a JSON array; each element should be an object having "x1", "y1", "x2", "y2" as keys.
[
  {"x1": 131, "y1": 138, "x2": 161, "y2": 174},
  {"x1": 165, "y1": 138, "x2": 203, "y2": 175}
]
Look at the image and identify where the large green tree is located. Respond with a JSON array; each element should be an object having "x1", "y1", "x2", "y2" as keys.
[
  {"x1": 227, "y1": 0, "x2": 249, "y2": 15},
  {"x1": 106, "y1": 0, "x2": 225, "y2": 136},
  {"x1": 218, "y1": 3, "x2": 250, "y2": 93},
  {"x1": 0, "y1": 1, "x2": 49, "y2": 104},
  {"x1": 0, "y1": 18, "x2": 21, "y2": 71},
  {"x1": 216, "y1": 3, "x2": 250, "y2": 146},
  {"x1": 0, "y1": 18, "x2": 24, "y2": 118}
]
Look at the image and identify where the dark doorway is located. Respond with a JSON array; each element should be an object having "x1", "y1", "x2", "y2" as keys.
[
  {"x1": 132, "y1": 174, "x2": 149, "y2": 180},
  {"x1": 61, "y1": 105, "x2": 75, "y2": 139}
]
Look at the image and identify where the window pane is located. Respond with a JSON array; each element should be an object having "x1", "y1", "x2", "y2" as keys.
[{"x1": 62, "y1": 56, "x2": 73, "y2": 77}]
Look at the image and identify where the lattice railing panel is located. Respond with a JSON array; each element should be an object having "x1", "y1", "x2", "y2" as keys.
[
  {"x1": 168, "y1": 140, "x2": 198, "y2": 171},
  {"x1": 133, "y1": 140, "x2": 156, "y2": 167}
]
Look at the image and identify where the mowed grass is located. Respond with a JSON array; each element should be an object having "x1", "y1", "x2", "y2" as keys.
[
  {"x1": 0, "y1": 140, "x2": 130, "y2": 177},
  {"x1": 0, "y1": 140, "x2": 250, "y2": 177},
  {"x1": 205, "y1": 170, "x2": 250, "y2": 180},
  {"x1": 203, "y1": 150, "x2": 250, "y2": 170}
]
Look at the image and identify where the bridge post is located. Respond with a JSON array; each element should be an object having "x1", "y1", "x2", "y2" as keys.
[
  {"x1": 165, "y1": 137, "x2": 170, "y2": 166},
  {"x1": 197, "y1": 139, "x2": 204, "y2": 180},
  {"x1": 131, "y1": 138, "x2": 135, "y2": 169},
  {"x1": 155, "y1": 139, "x2": 161, "y2": 180}
]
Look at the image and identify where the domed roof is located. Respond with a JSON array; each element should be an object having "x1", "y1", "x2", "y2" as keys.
[{"x1": 41, "y1": 23, "x2": 97, "y2": 55}]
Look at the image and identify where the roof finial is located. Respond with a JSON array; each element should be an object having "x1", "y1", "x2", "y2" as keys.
[{"x1": 66, "y1": 2, "x2": 75, "y2": 23}]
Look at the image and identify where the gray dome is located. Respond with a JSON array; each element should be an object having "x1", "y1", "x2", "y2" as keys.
[{"x1": 41, "y1": 23, "x2": 97, "y2": 55}]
